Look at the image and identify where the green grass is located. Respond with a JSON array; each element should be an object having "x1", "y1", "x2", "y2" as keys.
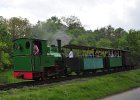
[
  {"x1": 0, "y1": 69, "x2": 140, "y2": 100},
  {"x1": 0, "y1": 69, "x2": 26, "y2": 84}
]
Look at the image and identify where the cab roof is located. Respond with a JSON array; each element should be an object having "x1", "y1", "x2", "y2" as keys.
[{"x1": 13, "y1": 38, "x2": 47, "y2": 42}]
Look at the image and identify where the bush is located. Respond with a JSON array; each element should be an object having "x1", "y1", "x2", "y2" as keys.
[{"x1": 0, "y1": 42, "x2": 12, "y2": 70}]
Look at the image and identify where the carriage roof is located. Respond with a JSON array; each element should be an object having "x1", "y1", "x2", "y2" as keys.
[{"x1": 63, "y1": 44, "x2": 129, "y2": 52}]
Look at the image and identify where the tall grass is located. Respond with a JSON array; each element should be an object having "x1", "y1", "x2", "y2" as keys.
[
  {"x1": 0, "y1": 69, "x2": 25, "y2": 84},
  {"x1": 0, "y1": 69, "x2": 140, "y2": 100}
]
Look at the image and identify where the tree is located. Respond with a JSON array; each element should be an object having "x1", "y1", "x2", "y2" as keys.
[
  {"x1": 115, "y1": 27, "x2": 126, "y2": 38},
  {"x1": 70, "y1": 34, "x2": 88, "y2": 45},
  {"x1": 0, "y1": 16, "x2": 8, "y2": 33},
  {"x1": 0, "y1": 16, "x2": 10, "y2": 41},
  {"x1": 8, "y1": 17, "x2": 32, "y2": 39},
  {"x1": 117, "y1": 33, "x2": 128, "y2": 49},
  {"x1": 61, "y1": 16, "x2": 85, "y2": 38},
  {"x1": 61, "y1": 16, "x2": 82, "y2": 29},
  {"x1": 96, "y1": 38, "x2": 112, "y2": 48},
  {"x1": 0, "y1": 42, "x2": 11, "y2": 70},
  {"x1": 0, "y1": 17, "x2": 12, "y2": 70},
  {"x1": 127, "y1": 30, "x2": 140, "y2": 65},
  {"x1": 70, "y1": 31, "x2": 99, "y2": 47}
]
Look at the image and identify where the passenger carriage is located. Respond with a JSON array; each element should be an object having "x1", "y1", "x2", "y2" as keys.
[{"x1": 63, "y1": 45, "x2": 132, "y2": 75}]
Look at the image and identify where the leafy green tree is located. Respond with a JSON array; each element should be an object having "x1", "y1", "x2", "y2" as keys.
[
  {"x1": 115, "y1": 27, "x2": 126, "y2": 38},
  {"x1": 127, "y1": 30, "x2": 140, "y2": 65},
  {"x1": 86, "y1": 32, "x2": 97, "y2": 46},
  {"x1": 0, "y1": 42, "x2": 11, "y2": 70},
  {"x1": 70, "y1": 32, "x2": 97, "y2": 47},
  {"x1": 71, "y1": 34, "x2": 88, "y2": 45},
  {"x1": 0, "y1": 17, "x2": 12, "y2": 70},
  {"x1": 94, "y1": 25, "x2": 115, "y2": 40},
  {"x1": 117, "y1": 33, "x2": 128, "y2": 49},
  {"x1": 62, "y1": 16, "x2": 82, "y2": 29},
  {"x1": 110, "y1": 28, "x2": 127, "y2": 48},
  {"x1": 62, "y1": 16, "x2": 85, "y2": 38},
  {"x1": 47, "y1": 16, "x2": 62, "y2": 32},
  {"x1": 96, "y1": 38, "x2": 112, "y2": 48},
  {"x1": 0, "y1": 17, "x2": 8, "y2": 33},
  {"x1": 8, "y1": 17, "x2": 32, "y2": 39}
]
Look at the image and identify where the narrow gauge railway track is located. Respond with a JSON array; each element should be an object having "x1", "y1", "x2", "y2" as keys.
[{"x1": 0, "y1": 67, "x2": 139, "y2": 91}]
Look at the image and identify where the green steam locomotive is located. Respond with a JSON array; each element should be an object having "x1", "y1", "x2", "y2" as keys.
[{"x1": 13, "y1": 38, "x2": 133, "y2": 80}]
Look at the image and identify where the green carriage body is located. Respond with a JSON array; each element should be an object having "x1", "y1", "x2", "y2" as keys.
[
  {"x1": 83, "y1": 57, "x2": 104, "y2": 69},
  {"x1": 66, "y1": 57, "x2": 104, "y2": 73},
  {"x1": 109, "y1": 57, "x2": 122, "y2": 67},
  {"x1": 105, "y1": 57, "x2": 122, "y2": 68}
]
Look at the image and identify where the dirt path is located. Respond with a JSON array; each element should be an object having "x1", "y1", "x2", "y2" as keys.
[{"x1": 102, "y1": 87, "x2": 140, "y2": 100}]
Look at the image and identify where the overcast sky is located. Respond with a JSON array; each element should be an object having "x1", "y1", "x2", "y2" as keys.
[{"x1": 1, "y1": 0, "x2": 140, "y2": 30}]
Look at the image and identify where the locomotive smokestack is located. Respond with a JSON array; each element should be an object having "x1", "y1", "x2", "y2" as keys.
[{"x1": 57, "y1": 39, "x2": 61, "y2": 52}]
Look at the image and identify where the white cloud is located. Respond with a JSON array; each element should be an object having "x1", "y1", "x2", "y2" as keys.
[{"x1": 0, "y1": 0, "x2": 140, "y2": 30}]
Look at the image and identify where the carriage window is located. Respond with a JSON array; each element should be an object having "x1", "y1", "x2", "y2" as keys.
[{"x1": 26, "y1": 42, "x2": 30, "y2": 49}]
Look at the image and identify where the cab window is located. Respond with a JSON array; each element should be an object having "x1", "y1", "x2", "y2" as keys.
[{"x1": 26, "y1": 41, "x2": 30, "y2": 49}]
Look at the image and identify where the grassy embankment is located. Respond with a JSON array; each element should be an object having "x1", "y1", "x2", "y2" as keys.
[
  {"x1": 0, "y1": 70, "x2": 26, "y2": 84},
  {"x1": 0, "y1": 69, "x2": 140, "y2": 100}
]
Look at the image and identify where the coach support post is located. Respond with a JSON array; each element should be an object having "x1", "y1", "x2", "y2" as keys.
[{"x1": 57, "y1": 39, "x2": 61, "y2": 52}]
